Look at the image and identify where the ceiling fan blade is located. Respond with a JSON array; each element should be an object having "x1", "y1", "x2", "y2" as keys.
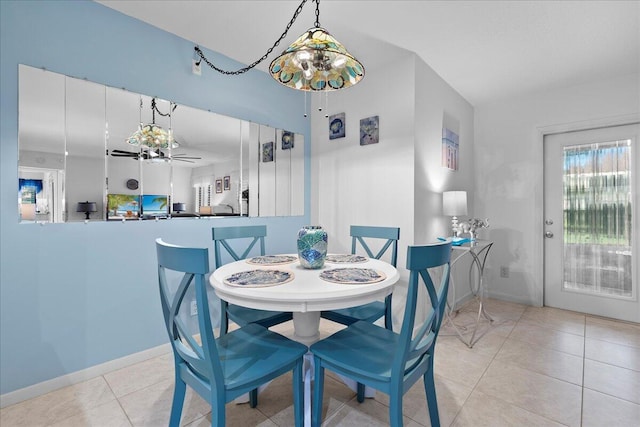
[
  {"x1": 111, "y1": 149, "x2": 139, "y2": 155},
  {"x1": 111, "y1": 153, "x2": 137, "y2": 157},
  {"x1": 173, "y1": 158, "x2": 195, "y2": 163},
  {"x1": 173, "y1": 156, "x2": 201, "y2": 160}
]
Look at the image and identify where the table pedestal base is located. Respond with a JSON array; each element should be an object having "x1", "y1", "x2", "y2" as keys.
[{"x1": 293, "y1": 312, "x2": 321, "y2": 346}]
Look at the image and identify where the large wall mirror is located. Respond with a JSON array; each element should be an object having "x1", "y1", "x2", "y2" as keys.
[{"x1": 18, "y1": 65, "x2": 304, "y2": 223}]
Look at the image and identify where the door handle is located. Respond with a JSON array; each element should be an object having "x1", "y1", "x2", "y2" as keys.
[{"x1": 545, "y1": 231, "x2": 554, "y2": 238}]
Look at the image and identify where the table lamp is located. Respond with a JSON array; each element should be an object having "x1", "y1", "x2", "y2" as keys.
[
  {"x1": 443, "y1": 191, "x2": 467, "y2": 236},
  {"x1": 77, "y1": 201, "x2": 97, "y2": 220}
]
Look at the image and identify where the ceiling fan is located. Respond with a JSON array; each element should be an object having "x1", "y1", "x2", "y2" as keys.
[{"x1": 109, "y1": 148, "x2": 201, "y2": 163}]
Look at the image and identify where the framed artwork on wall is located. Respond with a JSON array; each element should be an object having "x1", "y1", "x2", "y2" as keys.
[
  {"x1": 442, "y1": 127, "x2": 459, "y2": 171},
  {"x1": 360, "y1": 115, "x2": 379, "y2": 145},
  {"x1": 215, "y1": 179, "x2": 222, "y2": 193},
  {"x1": 223, "y1": 176, "x2": 230, "y2": 191},
  {"x1": 282, "y1": 131, "x2": 294, "y2": 149},
  {"x1": 262, "y1": 141, "x2": 274, "y2": 162},
  {"x1": 329, "y1": 113, "x2": 345, "y2": 140}
]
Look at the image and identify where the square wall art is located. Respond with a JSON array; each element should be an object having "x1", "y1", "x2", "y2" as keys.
[
  {"x1": 282, "y1": 131, "x2": 294, "y2": 150},
  {"x1": 262, "y1": 141, "x2": 274, "y2": 162},
  {"x1": 360, "y1": 115, "x2": 379, "y2": 146},
  {"x1": 329, "y1": 113, "x2": 345, "y2": 140}
]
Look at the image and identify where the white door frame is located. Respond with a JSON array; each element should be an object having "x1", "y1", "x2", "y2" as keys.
[{"x1": 534, "y1": 113, "x2": 640, "y2": 308}]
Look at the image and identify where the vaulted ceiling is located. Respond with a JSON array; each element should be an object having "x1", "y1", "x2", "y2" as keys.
[{"x1": 98, "y1": 0, "x2": 640, "y2": 106}]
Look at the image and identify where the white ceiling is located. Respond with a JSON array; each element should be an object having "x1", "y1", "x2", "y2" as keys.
[{"x1": 98, "y1": 0, "x2": 640, "y2": 106}]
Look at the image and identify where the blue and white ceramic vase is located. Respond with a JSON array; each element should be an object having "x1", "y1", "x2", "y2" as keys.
[{"x1": 297, "y1": 226, "x2": 328, "y2": 269}]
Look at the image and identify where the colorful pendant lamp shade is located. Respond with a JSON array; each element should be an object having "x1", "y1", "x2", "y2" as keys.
[
  {"x1": 194, "y1": 0, "x2": 364, "y2": 93},
  {"x1": 269, "y1": 27, "x2": 364, "y2": 91}
]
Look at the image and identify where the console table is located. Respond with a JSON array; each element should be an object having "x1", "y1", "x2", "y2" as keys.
[{"x1": 446, "y1": 240, "x2": 494, "y2": 348}]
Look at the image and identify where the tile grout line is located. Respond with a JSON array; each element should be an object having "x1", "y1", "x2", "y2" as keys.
[
  {"x1": 458, "y1": 307, "x2": 580, "y2": 427},
  {"x1": 447, "y1": 306, "x2": 525, "y2": 427},
  {"x1": 105, "y1": 375, "x2": 136, "y2": 427}
]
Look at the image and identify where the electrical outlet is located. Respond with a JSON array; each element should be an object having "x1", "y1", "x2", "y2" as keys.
[
  {"x1": 192, "y1": 59, "x2": 201, "y2": 76},
  {"x1": 500, "y1": 266, "x2": 509, "y2": 278},
  {"x1": 190, "y1": 300, "x2": 198, "y2": 316}
]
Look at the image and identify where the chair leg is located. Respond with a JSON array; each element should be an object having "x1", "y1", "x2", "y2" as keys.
[
  {"x1": 249, "y1": 388, "x2": 258, "y2": 408},
  {"x1": 389, "y1": 392, "x2": 403, "y2": 427},
  {"x1": 356, "y1": 382, "x2": 365, "y2": 403},
  {"x1": 424, "y1": 365, "x2": 440, "y2": 427},
  {"x1": 312, "y1": 357, "x2": 325, "y2": 427},
  {"x1": 384, "y1": 294, "x2": 393, "y2": 331},
  {"x1": 293, "y1": 359, "x2": 304, "y2": 427},
  {"x1": 210, "y1": 399, "x2": 226, "y2": 427},
  {"x1": 220, "y1": 300, "x2": 229, "y2": 335},
  {"x1": 169, "y1": 376, "x2": 186, "y2": 427}
]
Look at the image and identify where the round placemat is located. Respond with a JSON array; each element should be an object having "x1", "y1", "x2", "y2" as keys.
[
  {"x1": 224, "y1": 269, "x2": 294, "y2": 287},
  {"x1": 325, "y1": 254, "x2": 368, "y2": 263},
  {"x1": 246, "y1": 255, "x2": 298, "y2": 265},
  {"x1": 319, "y1": 268, "x2": 386, "y2": 284}
]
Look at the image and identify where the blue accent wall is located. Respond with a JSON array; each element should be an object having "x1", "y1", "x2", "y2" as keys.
[{"x1": 0, "y1": 0, "x2": 310, "y2": 395}]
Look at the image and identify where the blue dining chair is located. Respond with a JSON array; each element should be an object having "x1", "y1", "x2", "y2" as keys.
[
  {"x1": 212, "y1": 225, "x2": 293, "y2": 334},
  {"x1": 321, "y1": 225, "x2": 400, "y2": 330},
  {"x1": 311, "y1": 241, "x2": 452, "y2": 427},
  {"x1": 156, "y1": 239, "x2": 306, "y2": 427}
]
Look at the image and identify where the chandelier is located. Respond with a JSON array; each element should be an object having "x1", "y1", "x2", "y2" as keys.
[
  {"x1": 127, "y1": 98, "x2": 178, "y2": 149},
  {"x1": 194, "y1": 0, "x2": 364, "y2": 92}
]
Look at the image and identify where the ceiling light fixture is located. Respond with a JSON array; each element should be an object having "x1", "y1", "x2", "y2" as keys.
[
  {"x1": 127, "y1": 98, "x2": 178, "y2": 150},
  {"x1": 194, "y1": 0, "x2": 364, "y2": 93}
]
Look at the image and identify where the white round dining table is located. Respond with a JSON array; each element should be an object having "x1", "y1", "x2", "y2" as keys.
[
  {"x1": 209, "y1": 254, "x2": 400, "y2": 346},
  {"x1": 210, "y1": 254, "x2": 399, "y2": 426}
]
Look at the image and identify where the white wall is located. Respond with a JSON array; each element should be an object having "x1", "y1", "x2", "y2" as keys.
[
  {"x1": 311, "y1": 53, "x2": 476, "y2": 324},
  {"x1": 311, "y1": 54, "x2": 416, "y2": 264},
  {"x1": 474, "y1": 72, "x2": 640, "y2": 305}
]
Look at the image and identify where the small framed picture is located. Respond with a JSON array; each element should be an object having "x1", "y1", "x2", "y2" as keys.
[
  {"x1": 223, "y1": 176, "x2": 230, "y2": 191},
  {"x1": 329, "y1": 113, "x2": 345, "y2": 140},
  {"x1": 262, "y1": 141, "x2": 274, "y2": 162},
  {"x1": 215, "y1": 179, "x2": 222, "y2": 193},
  {"x1": 282, "y1": 131, "x2": 294, "y2": 150},
  {"x1": 360, "y1": 115, "x2": 379, "y2": 146}
]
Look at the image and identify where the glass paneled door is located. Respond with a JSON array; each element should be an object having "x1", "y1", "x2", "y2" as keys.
[{"x1": 543, "y1": 124, "x2": 639, "y2": 323}]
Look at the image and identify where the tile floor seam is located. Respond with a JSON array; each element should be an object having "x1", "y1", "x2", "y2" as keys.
[
  {"x1": 113, "y1": 396, "x2": 135, "y2": 427},
  {"x1": 447, "y1": 316, "x2": 514, "y2": 427},
  {"x1": 516, "y1": 318, "x2": 587, "y2": 338},
  {"x1": 470, "y1": 315, "x2": 585, "y2": 426},
  {"x1": 583, "y1": 355, "x2": 640, "y2": 373},
  {"x1": 581, "y1": 385, "x2": 640, "y2": 407},
  {"x1": 505, "y1": 334, "x2": 583, "y2": 358}
]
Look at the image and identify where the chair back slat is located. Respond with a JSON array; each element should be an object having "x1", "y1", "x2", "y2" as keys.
[
  {"x1": 156, "y1": 238, "x2": 224, "y2": 393},
  {"x1": 350, "y1": 225, "x2": 400, "y2": 267},
  {"x1": 212, "y1": 225, "x2": 267, "y2": 268},
  {"x1": 393, "y1": 242, "x2": 451, "y2": 378}
]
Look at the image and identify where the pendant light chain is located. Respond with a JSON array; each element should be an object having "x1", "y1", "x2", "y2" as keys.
[
  {"x1": 314, "y1": 0, "x2": 321, "y2": 27},
  {"x1": 194, "y1": 0, "x2": 311, "y2": 75}
]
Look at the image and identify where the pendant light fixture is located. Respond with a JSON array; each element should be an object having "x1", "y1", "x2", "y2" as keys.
[
  {"x1": 127, "y1": 98, "x2": 178, "y2": 150},
  {"x1": 194, "y1": 0, "x2": 364, "y2": 92}
]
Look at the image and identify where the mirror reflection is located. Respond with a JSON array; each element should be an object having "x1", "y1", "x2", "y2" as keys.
[{"x1": 18, "y1": 65, "x2": 304, "y2": 223}]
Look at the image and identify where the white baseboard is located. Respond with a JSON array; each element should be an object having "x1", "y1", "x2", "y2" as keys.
[
  {"x1": 0, "y1": 343, "x2": 172, "y2": 409},
  {"x1": 486, "y1": 290, "x2": 538, "y2": 307}
]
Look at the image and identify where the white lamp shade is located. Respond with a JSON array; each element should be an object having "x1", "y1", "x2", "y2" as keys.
[{"x1": 443, "y1": 191, "x2": 468, "y2": 216}]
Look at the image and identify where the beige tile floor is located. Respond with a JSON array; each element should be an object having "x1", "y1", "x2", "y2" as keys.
[{"x1": 2, "y1": 299, "x2": 639, "y2": 426}]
